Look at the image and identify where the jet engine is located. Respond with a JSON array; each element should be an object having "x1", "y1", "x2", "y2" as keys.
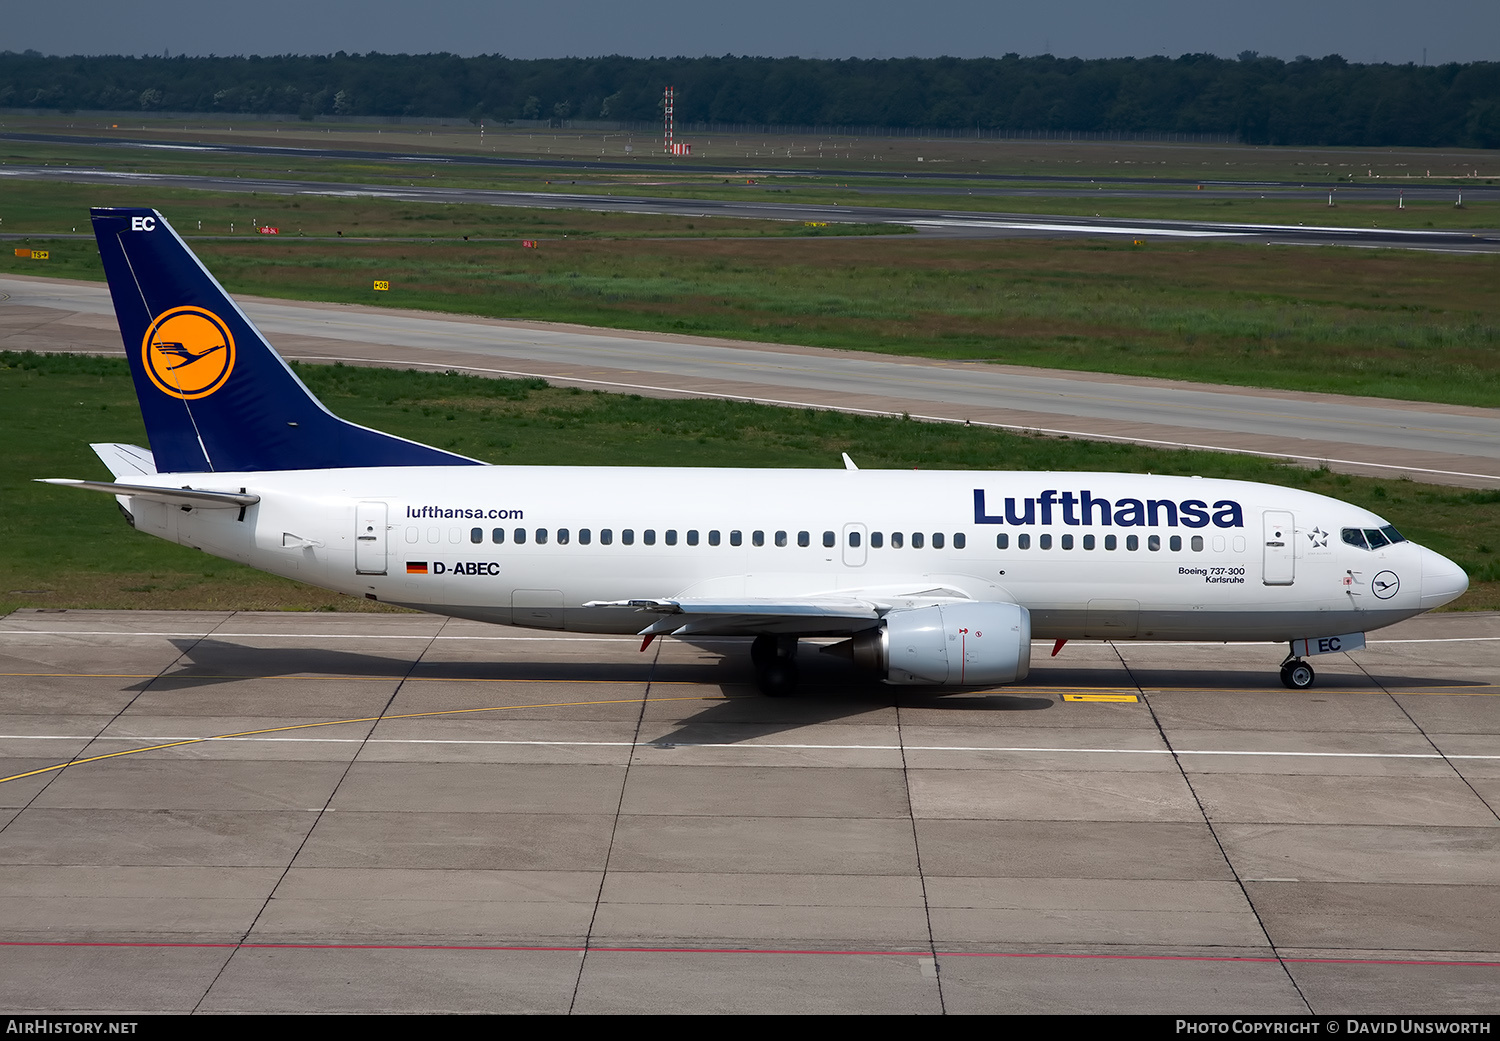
[{"x1": 845, "y1": 602, "x2": 1031, "y2": 685}]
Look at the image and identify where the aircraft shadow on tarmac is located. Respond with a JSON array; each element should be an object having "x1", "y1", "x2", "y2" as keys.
[{"x1": 138, "y1": 638, "x2": 1482, "y2": 746}]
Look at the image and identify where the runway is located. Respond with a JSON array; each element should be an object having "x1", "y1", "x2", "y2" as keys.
[
  {"x1": 1, "y1": 609, "x2": 1496, "y2": 1013},
  {"x1": 4, "y1": 275, "x2": 1498, "y2": 488},
  {"x1": 5, "y1": 164, "x2": 1499, "y2": 251},
  {"x1": 7, "y1": 129, "x2": 1500, "y2": 198}
]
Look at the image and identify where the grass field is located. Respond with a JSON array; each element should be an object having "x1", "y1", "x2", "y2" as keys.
[
  {"x1": 3, "y1": 351, "x2": 1496, "y2": 617},
  {"x1": 0, "y1": 178, "x2": 893, "y2": 240},
  {"x1": 9, "y1": 204, "x2": 1499, "y2": 407}
]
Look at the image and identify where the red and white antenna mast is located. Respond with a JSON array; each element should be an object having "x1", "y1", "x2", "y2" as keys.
[{"x1": 663, "y1": 86, "x2": 674, "y2": 154}]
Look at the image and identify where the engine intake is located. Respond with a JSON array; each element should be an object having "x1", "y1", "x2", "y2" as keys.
[{"x1": 848, "y1": 602, "x2": 1032, "y2": 686}]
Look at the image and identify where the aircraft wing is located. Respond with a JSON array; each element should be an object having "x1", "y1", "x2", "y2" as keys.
[
  {"x1": 584, "y1": 596, "x2": 882, "y2": 637},
  {"x1": 584, "y1": 585, "x2": 975, "y2": 637}
]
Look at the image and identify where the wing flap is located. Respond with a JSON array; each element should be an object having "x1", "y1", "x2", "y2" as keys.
[{"x1": 584, "y1": 595, "x2": 883, "y2": 638}]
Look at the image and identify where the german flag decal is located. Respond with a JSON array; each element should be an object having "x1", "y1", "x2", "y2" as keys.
[{"x1": 406, "y1": 562, "x2": 429, "y2": 575}]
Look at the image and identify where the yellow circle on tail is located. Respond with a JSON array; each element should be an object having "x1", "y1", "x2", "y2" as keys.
[{"x1": 141, "y1": 306, "x2": 236, "y2": 399}]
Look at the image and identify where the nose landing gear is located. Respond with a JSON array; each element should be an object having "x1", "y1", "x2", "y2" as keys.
[{"x1": 1280, "y1": 657, "x2": 1316, "y2": 690}]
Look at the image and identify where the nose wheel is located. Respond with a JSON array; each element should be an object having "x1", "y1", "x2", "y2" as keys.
[{"x1": 1280, "y1": 658, "x2": 1316, "y2": 690}]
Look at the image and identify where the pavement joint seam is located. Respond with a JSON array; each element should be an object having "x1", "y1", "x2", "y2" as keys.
[
  {"x1": 895, "y1": 687, "x2": 948, "y2": 1013},
  {"x1": 185, "y1": 611, "x2": 450, "y2": 1015},
  {"x1": 567, "y1": 636, "x2": 661, "y2": 1015},
  {"x1": 1352, "y1": 653, "x2": 1500, "y2": 826},
  {"x1": 1114, "y1": 641, "x2": 1317, "y2": 1014},
  {"x1": 0, "y1": 611, "x2": 238, "y2": 832}
]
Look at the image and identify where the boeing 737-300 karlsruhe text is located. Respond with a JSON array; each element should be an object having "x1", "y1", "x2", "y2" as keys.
[{"x1": 41, "y1": 209, "x2": 1470, "y2": 693}]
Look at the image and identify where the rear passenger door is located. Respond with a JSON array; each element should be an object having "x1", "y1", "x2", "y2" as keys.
[{"x1": 355, "y1": 502, "x2": 389, "y2": 575}]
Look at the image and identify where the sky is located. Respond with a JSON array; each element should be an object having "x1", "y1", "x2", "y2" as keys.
[{"x1": 9, "y1": 1, "x2": 1500, "y2": 65}]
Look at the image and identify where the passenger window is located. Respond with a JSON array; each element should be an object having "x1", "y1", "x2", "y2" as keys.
[
  {"x1": 470, "y1": 528, "x2": 483, "y2": 544},
  {"x1": 730, "y1": 530, "x2": 742, "y2": 546},
  {"x1": 513, "y1": 528, "x2": 526, "y2": 545},
  {"x1": 848, "y1": 531, "x2": 861, "y2": 548},
  {"x1": 644, "y1": 530, "x2": 656, "y2": 546},
  {"x1": 891, "y1": 532, "x2": 903, "y2": 549},
  {"x1": 1191, "y1": 536, "x2": 1204, "y2": 552},
  {"x1": 1105, "y1": 534, "x2": 1117, "y2": 551},
  {"x1": 1039, "y1": 533, "x2": 1052, "y2": 550},
  {"x1": 622, "y1": 529, "x2": 634, "y2": 545},
  {"x1": 709, "y1": 530, "x2": 720, "y2": 546},
  {"x1": 1083, "y1": 534, "x2": 1095, "y2": 550},
  {"x1": 491, "y1": 527, "x2": 505, "y2": 544},
  {"x1": 1061, "y1": 534, "x2": 1074, "y2": 550},
  {"x1": 448, "y1": 528, "x2": 461, "y2": 544},
  {"x1": 932, "y1": 533, "x2": 945, "y2": 549},
  {"x1": 798, "y1": 531, "x2": 810, "y2": 547},
  {"x1": 1342, "y1": 528, "x2": 1369, "y2": 549},
  {"x1": 1169, "y1": 535, "x2": 1182, "y2": 552},
  {"x1": 1126, "y1": 535, "x2": 1138, "y2": 551},
  {"x1": 427, "y1": 527, "x2": 440, "y2": 544},
  {"x1": 953, "y1": 533, "x2": 965, "y2": 549},
  {"x1": 579, "y1": 529, "x2": 591, "y2": 545},
  {"x1": 1212, "y1": 536, "x2": 1226, "y2": 552},
  {"x1": 912, "y1": 532, "x2": 925, "y2": 549},
  {"x1": 665, "y1": 530, "x2": 678, "y2": 546},
  {"x1": 871, "y1": 532, "x2": 884, "y2": 549},
  {"x1": 406, "y1": 527, "x2": 419, "y2": 544},
  {"x1": 601, "y1": 529, "x2": 613, "y2": 545},
  {"x1": 535, "y1": 529, "x2": 548, "y2": 545},
  {"x1": 823, "y1": 531, "x2": 836, "y2": 548},
  {"x1": 1017, "y1": 533, "x2": 1031, "y2": 550},
  {"x1": 775, "y1": 531, "x2": 787, "y2": 547},
  {"x1": 557, "y1": 528, "x2": 570, "y2": 545},
  {"x1": 1148, "y1": 535, "x2": 1160, "y2": 551},
  {"x1": 996, "y1": 533, "x2": 1008, "y2": 549},
  {"x1": 687, "y1": 530, "x2": 699, "y2": 546},
  {"x1": 752, "y1": 530, "x2": 764, "y2": 547}
]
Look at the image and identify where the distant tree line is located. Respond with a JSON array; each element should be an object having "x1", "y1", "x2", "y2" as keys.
[{"x1": 2, "y1": 50, "x2": 1498, "y2": 149}]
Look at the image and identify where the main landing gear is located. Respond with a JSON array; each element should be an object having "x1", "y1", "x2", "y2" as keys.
[
  {"x1": 751, "y1": 635, "x2": 799, "y2": 696},
  {"x1": 1279, "y1": 657, "x2": 1316, "y2": 690}
]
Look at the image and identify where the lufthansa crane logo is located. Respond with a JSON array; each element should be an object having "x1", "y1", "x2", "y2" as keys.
[{"x1": 141, "y1": 306, "x2": 236, "y2": 399}]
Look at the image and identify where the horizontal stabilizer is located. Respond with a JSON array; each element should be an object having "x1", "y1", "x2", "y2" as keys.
[
  {"x1": 37, "y1": 479, "x2": 260, "y2": 510},
  {"x1": 90, "y1": 443, "x2": 157, "y2": 478}
]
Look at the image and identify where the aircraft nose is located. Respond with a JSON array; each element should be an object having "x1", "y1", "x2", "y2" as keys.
[{"x1": 1420, "y1": 546, "x2": 1469, "y2": 610}]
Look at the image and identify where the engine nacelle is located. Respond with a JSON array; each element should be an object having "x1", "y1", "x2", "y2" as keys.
[{"x1": 849, "y1": 602, "x2": 1031, "y2": 686}]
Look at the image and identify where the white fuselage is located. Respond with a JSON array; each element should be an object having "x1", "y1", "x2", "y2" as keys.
[{"x1": 119, "y1": 466, "x2": 1465, "y2": 643}]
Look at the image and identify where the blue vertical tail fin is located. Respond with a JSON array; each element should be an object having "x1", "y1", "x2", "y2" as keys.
[{"x1": 90, "y1": 207, "x2": 480, "y2": 474}]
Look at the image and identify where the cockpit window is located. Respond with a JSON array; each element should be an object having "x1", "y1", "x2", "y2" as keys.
[{"x1": 1343, "y1": 526, "x2": 1406, "y2": 551}]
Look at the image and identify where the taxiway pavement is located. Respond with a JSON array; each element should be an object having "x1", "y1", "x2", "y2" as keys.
[
  {"x1": 4, "y1": 275, "x2": 1497, "y2": 488},
  {"x1": 1, "y1": 609, "x2": 1496, "y2": 1013}
]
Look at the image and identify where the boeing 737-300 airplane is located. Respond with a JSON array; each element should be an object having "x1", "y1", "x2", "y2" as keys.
[{"x1": 41, "y1": 208, "x2": 1470, "y2": 693}]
